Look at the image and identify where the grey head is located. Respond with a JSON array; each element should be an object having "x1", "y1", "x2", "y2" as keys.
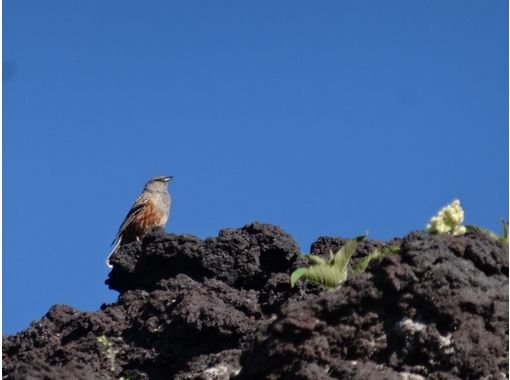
[{"x1": 144, "y1": 176, "x2": 173, "y2": 192}]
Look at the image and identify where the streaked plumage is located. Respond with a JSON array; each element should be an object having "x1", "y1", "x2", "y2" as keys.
[{"x1": 106, "y1": 176, "x2": 172, "y2": 267}]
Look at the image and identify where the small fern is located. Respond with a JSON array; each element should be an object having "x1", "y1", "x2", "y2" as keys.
[
  {"x1": 500, "y1": 219, "x2": 508, "y2": 244},
  {"x1": 97, "y1": 335, "x2": 117, "y2": 373},
  {"x1": 290, "y1": 234, "x2": 365, "y2": 288},
  {"x1": 306, "y1": 255, "x2": 328, "y2": 266},
  {"x1": 353, "y1": 246, "x2": 400, "y2": 273},
  {"x1": 465, "y1": 219, "x2": 509, "y2": 244}
]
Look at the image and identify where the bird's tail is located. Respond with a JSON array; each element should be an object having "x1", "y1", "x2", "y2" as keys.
[{"x1": 106, "y1": 237, "x2": 122, "y2": 268}]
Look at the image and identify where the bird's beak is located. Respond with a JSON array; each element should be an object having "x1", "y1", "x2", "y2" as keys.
[{"x1": 165, "y1": 176, "x2": 173, "y2": 182}]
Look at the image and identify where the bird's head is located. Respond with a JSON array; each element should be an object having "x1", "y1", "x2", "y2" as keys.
[{"x1": 144, "y1": 176, "x2": 173, "y2": 191}]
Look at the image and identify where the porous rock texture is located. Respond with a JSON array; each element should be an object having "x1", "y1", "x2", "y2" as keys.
[{"x1": 3, "y1": 223, "x2": 508, "y2": 380}]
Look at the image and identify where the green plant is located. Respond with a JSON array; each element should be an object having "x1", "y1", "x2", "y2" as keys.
[
  {"x1": 97, "y1": 335, "x2": 120, "y2": 376},
  {"x1": 501, "y1": 219, "x2": 508, "y2": 244},
  {"x1": 290, "y1": 235, "x2": 365, "y2": 288},
  {"x1": 465, "y1": 219, "x2": 509, "y2": 245},
  {"x1": 427, "y1": 199, "x2": 466, "y2": 235},
  {"x1": 352, "y1": 246, "x2": 400, "y2": 273}
]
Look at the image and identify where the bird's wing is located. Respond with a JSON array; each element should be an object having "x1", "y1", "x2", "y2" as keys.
[{"x1": 111, "y1": 194, "x2": 149, "y2": 245}]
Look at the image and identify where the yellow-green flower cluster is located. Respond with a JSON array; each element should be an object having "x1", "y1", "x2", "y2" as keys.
[{"x1": 427, "y1": 199, "x2": 466, "y2": 235}]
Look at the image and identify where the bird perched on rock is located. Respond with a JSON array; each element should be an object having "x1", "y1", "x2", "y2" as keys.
[{"x1": 106, "y1": 176, "x2": 173, "y2": 267}]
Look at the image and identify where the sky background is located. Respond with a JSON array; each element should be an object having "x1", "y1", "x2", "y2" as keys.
[{"x1": 4, "y1": 1, "x2": 508, "y2": 335}]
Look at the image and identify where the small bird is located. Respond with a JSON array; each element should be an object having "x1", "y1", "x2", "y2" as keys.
[{"x1": 106, "y1": 176, "x2": 173, "y2": 267}]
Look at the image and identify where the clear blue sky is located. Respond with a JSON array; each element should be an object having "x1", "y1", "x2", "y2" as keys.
[{"x1": 4, "y1": 1, "x2": 508, "y2": 335}]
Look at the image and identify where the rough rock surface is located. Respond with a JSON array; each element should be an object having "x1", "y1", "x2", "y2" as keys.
[{"x1": 3, "y1": 223, "x2": 508, "y2": 380}]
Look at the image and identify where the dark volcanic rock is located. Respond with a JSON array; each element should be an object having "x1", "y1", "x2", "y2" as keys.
[
  {"x1": 3, "y1": 225, "x2": 508, "y2": 380},
  {"x1": 238, "y1": 231, "x2": 508, "y2": 380},
  {"x1": 106, "y1": 223, "x2": 305, "y2": 292}
]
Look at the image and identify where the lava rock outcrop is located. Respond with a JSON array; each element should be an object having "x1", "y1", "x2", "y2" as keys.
[{"x1": 3, "y1": 223, "x2": 508, "y2": 380}]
